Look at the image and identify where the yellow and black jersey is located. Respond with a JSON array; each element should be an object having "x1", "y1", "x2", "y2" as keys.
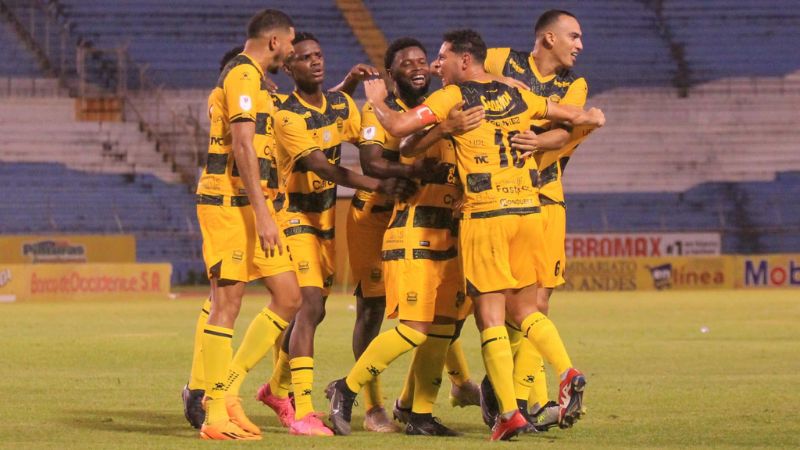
[
  {"x1": 422, "y1": 80, "x2": 548, "y2": 217},
  {"x1": 485, "y1": 48, "x2": 589, "y2": 203},
  {"x1": 353, "y1": 93, "x2": 407, "y2": 212},
  {"x1": 273, "y1": 90, "x2": 360, "y2": 237},
  {"x1": 196, "y1": 53, "x2": 282, "y2": 209},
  {"x1": 382, "y1": 137, "x2": 461, "y2": 258}
]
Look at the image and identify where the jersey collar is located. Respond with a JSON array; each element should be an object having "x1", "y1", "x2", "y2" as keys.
[
  {"x1": 292, "y1": 90, "x2": 328, "y2": 114},
  {"x1": 240, "y1": 52, "x2": 266, "y2": 78}
]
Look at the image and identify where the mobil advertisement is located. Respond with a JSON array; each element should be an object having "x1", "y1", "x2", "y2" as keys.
[
  {"x1": 736, "y1": 254, "x2": 800, "y2": 289},
  {"x1": 0, "y1": 234, "x2": 136, "y2": 264},
  {"x1": 0, "y1": 263, "x2": 172, "y2": 302}
]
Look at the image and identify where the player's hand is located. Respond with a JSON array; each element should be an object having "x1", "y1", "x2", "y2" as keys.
[
  {"x1": 377, "y1": 177, "x2": 417, "y2": 201},
  {"x1": 410, "y1": 157, "x2": 449, "y2": 182},
  {"x1": 510, "y1": 130, "x2": 540, "y2": 159},
  {"x1": 574, "y1": 107, "x2": 605, "y2": 128},
  {"x1": 346, "y1": 63, "x2": 380, "y2": 83},
  {"x1": 256, "y1": 216, "x2": 283, "y2": 258},
  {"x1": 263, "y1": 75, "x2": 279, "y2": 93},
  {"x1": 364, "y1": 78, "x2": 389, "y2": 105},
  {"x1": 441, "y1": 101, "x2": 484, "y2": 136}
]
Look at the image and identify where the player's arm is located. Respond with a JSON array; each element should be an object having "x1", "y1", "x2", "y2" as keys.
[
  {"x1": 328, "y1": 64, "x2": 380, "y2": 96},
  {"x1": 230, "y1": 121, "x2": 282, "y2": 256},
  {"x1": 399, "y1": 101, "x2": 484, "y2": 158},
  {"x1": 301, "y1": 150, "x2": 416, "y2": 198},
  {"x1": 363, "y1": 78, "x2": 440, "y2": 137}
]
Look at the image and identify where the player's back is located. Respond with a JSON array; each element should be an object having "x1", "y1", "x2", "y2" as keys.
[{"x1": 441, "y1": 80, "x2": 547, "y2": 216}]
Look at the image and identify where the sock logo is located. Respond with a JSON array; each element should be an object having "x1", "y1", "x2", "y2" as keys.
[
  {"x1": 525, "y1": 375, "x2": 535, "y2": 383},
  {"x1": 301, "y1": 389, "x2": 312, "y2": 396},
  {"x1": 433, "y1": 377, "x2": 442, "y2": 387},
  {"x1": 367, "y1": 365, "x2": 381, "y2": 377}
]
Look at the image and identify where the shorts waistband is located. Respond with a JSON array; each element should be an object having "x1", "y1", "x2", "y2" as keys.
[
  {"x1": 382, "y1": 246, "x2": 457, "y2": 261},
  {"x1": 468, "y1": 206, "x2": 541, "y2": 219},
  {"x1": 196, "y1": 194, "x2": 250, "y2": 207},
  {"x1": 352, "y1": 196, "x2": 394, "y2": 213}
]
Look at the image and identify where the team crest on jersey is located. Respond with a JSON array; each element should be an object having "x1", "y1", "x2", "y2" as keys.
[
  {"x1": 362, "y1": 126, "x2": 376, "y2": 140},
  {"x1": 239, "y1": 95, "x2": 252, "y2": 111},
  {"x1": 298, "y1": 261, "x2": 310, "y2": 273},
  {"x1": 549, "y1": 94, "x2": 562, "y2": 103},
  {"x1": 336, "y1": 117, "x2": 344, "y2": 131}
]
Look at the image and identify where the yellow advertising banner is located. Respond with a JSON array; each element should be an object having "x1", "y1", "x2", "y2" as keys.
[
  {"x1": 564, "y1": 256, "x2": 736, "y2": 292},
  {"x1": 734, "y1": 254, "x2": 800, "y2": 289},
  {"x1": 0, "y1": 263, "x2": 171, "y2": 301},
  {"x1": 0, "y1": 235, "x2": 136, "y2": 264}
]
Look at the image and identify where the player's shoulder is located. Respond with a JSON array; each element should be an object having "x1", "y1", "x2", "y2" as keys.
[
  {"x1": 216, "y1": 54, "x2": 259, "y2": 87},
  {"x1": 555, "y1": 68, "x2": 585, "y2": 86},
  {"x1": 271, "y1": 92, "x2": 289, "y2": 106},
  {"x1": 384, "y1": 92, "x2": 407, "y2": 112},
  {"x1": 324, "y1": 90, "x2": 354, "y2": 119},
  {"x1": 276, "y1": 93, "x2": 305, "y2": 115}
]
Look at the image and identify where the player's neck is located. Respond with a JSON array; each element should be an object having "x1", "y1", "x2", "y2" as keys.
[
  {"x1": 296, "y1": 84, "x2": 324, "y2": 107},
  {"x1": 463, "y1": 66, "x2": 492, "y2": 83},
  {"x1": 242, "y1": 40, "x2": 268, "y2": 73},
  {"x1": 530, "y1": 49, "x2": 561, "y2": 78},
  {"x1": 393, "y1": 88, "x2": 423, "y2": 108}
]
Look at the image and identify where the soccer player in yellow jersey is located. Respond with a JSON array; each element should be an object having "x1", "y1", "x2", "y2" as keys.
[
  {"x1": 351, "y1": 29, "x2": 604, "y2": 440},
  {"x1": 192, "y1": 9, "x2": 299, "y2": 441},
  {"x1": 325, "y1": 38, "x2": 483, "y2": 437},
  {"x1": 263, "y1": 32, "x2": 412, "y2": 437},
  {"x1": 482, "y1": 9, "x2": 595, "y2": 431}
]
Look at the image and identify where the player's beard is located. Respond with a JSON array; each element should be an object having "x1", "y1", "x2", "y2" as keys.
[{"x1": 396, "y1": 77, "x2": 430, "y2": 104}]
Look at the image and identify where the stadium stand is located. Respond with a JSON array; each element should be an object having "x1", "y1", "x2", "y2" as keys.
[
  {"x1": 363, "y1": 0, "x2": 676, "y2": 94},
  {"x1": 0, "y1": 18, "x2": 41, "y2": 77},
  {"x1": 55, "y1": 0, "x2": 369, "y2": 90},
  {"x1": 661, "y1": 0, "x2": 800, "y2": 83}
]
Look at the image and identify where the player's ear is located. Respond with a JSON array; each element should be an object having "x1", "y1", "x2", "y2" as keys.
[
  {"x1": 544, "y1": 31, "x2": 556, "y2": 49},
  {"x1": 268, "y1": 34, "x2": 278, "y2": 52}
]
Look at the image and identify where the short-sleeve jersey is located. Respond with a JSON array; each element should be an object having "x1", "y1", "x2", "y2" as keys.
[
  {"x1": 485, "y1": 48, "x2": 589, "y2": 202},
  {"x1": 382, "y1": 135, "x2": 460, "y2": 255},
  {"x1": 196, "y1": 53, "x2": 281, "y2": 205},
  {"x1": 353, "y1": 93, "x2": 407, "y2": 210},
  {"x1": 273, "y1": 90, "x2": 361, "y2": 235},
  {"x1": 422, "y1": 80, "x2": 548, "y2": 217}
]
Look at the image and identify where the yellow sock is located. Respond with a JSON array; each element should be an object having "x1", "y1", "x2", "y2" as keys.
[
  {"x1": 202, "y1": 323, "x2": 234, "y2": 425},
  {"x1": 226, "y1": 307, "x2": 288, "y2": 397},
  {"x1": 290, "y1": 357, "x2": 316, "y2": 419},
  {"x1": 188, "y1": 298, "x2": 211, "y2": 390},
  {"x1": 363, "y1": 376, "x2": 383, "y2": 410},
  {"x1": 506, "y1": 321, "x2": 524, "y2": 354},
  {"x1": 512, "y1": 338, "x2": 537, "y2": 403},
  {"x1": 444, "y1": 339, "x2": 471, "y2": 387},
  {"x1": 529, "y1": 349, "x2": 549, "y2": 409},
  {"x1": 480, "y1": 326, "x2": 516, "y2": 415},
  {"x1": 269, "y1": 348, "x2": 292, "y2": 398},
  {"x1": 397, "y1": 353, "x2": 415, "y2": 410},
  {"x1": 522, "y1": 312, "x2": 572, "y2": 375},
  {"x1": 411, "y1": 324, "x2": 454, "y2": 414},
  {"x1": 345, "y1": 323, "x2": 427, "y2": 393}
]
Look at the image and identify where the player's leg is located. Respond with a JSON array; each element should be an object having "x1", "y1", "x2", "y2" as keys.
[
  {"x1": 182, "y1": 295, "x2": 211, "y2": 429},
  {"x1": 347, "y1": 206, "x2": 393, "y2": 431},
  {"x1": 461, "y1": 215, "x2": 528, "y2": 440},
  {"x1": 327, "y1": 257, "x2": 432, "y2": 435},
  {"x1": 195, "y1": 203, "x2": 260, "y2": 440},
  {"x1": 225, "y1": 268, "x2": 300, "y2": 435}
]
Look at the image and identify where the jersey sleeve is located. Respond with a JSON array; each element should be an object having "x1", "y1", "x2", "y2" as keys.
[
  {"x1": 359, "y1": 101, "x2": 389, "y2": 147},
  {"x1": 520, "y1": 89, "x2": 549, "y2": 120},
  {"x1": 223, "y1": 64, "x2": 261, "y2": 122},
  {"x1": 274, "y1": 109, "x2": 320, "y2": 164},
  {"x1": 484, "y1": 47, "x2": 511, "y2": 77},
  {"x1": 421, "y1": 85, "x2": 463, "y2": 122},
  {"x1": 342, "y1": 93, "x2": 362, "y2": 144},
  {"x1": 561, "y1": 77, "x2": 588, "y2": 107}
]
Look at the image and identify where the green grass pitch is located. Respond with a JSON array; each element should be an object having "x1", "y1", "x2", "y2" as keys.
[{"x1": 1, "y1": 289, "x2": 798, "y2": 449}]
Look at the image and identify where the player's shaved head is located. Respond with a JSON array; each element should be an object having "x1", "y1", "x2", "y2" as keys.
[
  {"x1": 385, "y1": 37, "x2": 426, "y2": 70},
  {"x1": 292, "y1": 31, "x2": 319, "y2": 46},
  {"x1": 247, "y1": 9, "x2": 294, "y2": 38},
  {"x1": 534, "y1": 9, "x2": 577, "y2": 36}
]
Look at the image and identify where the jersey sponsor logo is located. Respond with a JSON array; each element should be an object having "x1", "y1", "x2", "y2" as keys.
[
  {"x1": 331, "y1": 102, "x2": 346, "y2": 110},
  {"x1": 362, "y1": 126, "x2": 376, "y2": 140},
  {"x1": 209, "y1": 136, "x2": 225, "y2": 146},
  {"x1": 480, "y1": 91, "x2": 514, "y2": 113},
  {"x1": 509, "y1": 58, "x2": 526, "y2": 74},
  {"x1": 473, "y1": 154, "x2": 489, "y2": 164},
  {"x1": 239, "y1": 95, "x2": 252, "y2": 112}
]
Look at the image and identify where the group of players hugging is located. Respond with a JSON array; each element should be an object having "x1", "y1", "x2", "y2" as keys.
[{"x1": 180, "y1": 6, "x2": 604, "y2": 442}]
